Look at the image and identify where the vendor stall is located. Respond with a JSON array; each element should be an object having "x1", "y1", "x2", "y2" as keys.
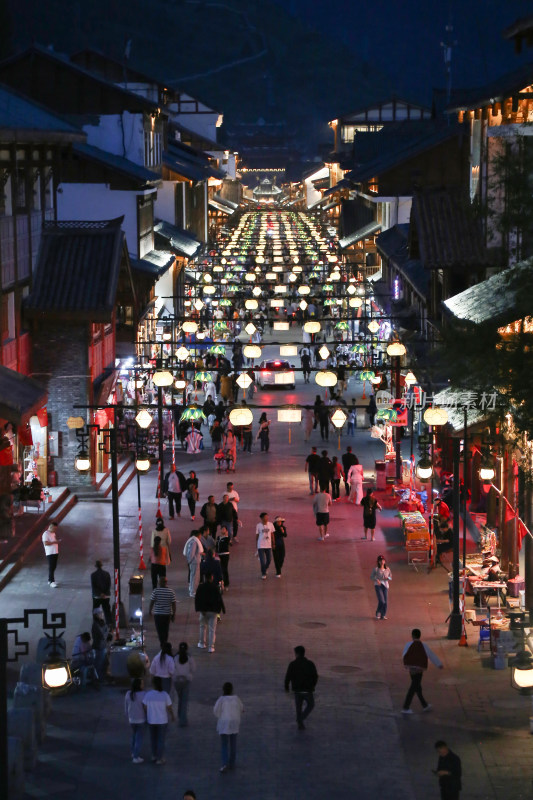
[{"x1": 398, "y1": 511, "x2": 430, "y2": 565}]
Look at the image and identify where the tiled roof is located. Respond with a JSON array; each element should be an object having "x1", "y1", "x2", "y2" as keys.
[
  {"x1": 209, "y1": 198, "x2": 235, "y2": 215},
  {"x1": 154, "y1": 220, "x2": 201, "y2": 258},
  {"x1": 447, "y1": 62, "x2": 533, "y2": 112},
  {"x1": 0, "y1": 84, "x2": 84, "y2": 142},
  {"x1": 164, "y1": 142, "x2": 226, "y2": 182},
  {"x1": 339, "y1": 221, "x2": 381, "y2": 250},
  {"x1": 432, "y1": 387, "x2": 489, "y2": 433},
  {"x1": 442, "y1": 259, "x2": 533, "y2": 324},
  {"x1": 213, "y1": 194, "x2": 239, "y2": 210},
  {"x1": 73, "y1": 142, "x2": 161, "y2": 187},
  {"x1": 0, "y1": 366, "x2": 47, "y2": 425},
  {"x1": 376, "y1": 224, "x2": 429, "y2": 298},
  {"x1": 410, "y1": 189, "x2": 487, "y2": 270},
  {"x1": 25, "y1": 218, "x2": 125, "y2": 321},
  {"x1": 323, "y1": 178, "x2": 354, "y2": 197},
  {"x1": 347, "y1": 123, "x2": 463, "y2": 184}
]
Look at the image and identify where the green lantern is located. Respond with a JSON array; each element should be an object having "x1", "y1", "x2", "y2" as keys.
[
  {"x1": 194, "y1": 372, "x2": 213, "y2": 383},
  {"x1": 335, "y1": 321, "x2": 349, "y2": 330},
  {"x1": 180, "y1": 405, "x2": 206, "y2": 423},
  {"x1": 377, "y1": 407, "x2": 397, "y2": 421},
  {"x1": 359, "y1": 370, "x2": 375, "y2": 381}
]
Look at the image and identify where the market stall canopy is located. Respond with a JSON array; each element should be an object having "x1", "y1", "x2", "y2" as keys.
[{"x1": 0, "y1": 366, "x2": 47, "y2": 425}]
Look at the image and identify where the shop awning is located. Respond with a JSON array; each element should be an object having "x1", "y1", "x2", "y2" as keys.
[
  {"x1": 339, "y1": 221, "x2": 381, "y2": 250},
  {"x1": 0, "y1": 366, "x2": 47, "y2": 425},
  {"x1": 94, "y1": 368, "x2": 118, "y2": 406}
]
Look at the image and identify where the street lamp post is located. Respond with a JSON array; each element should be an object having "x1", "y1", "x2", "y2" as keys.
[
  {"x1": 448, "y1": 436, "x2": 463, "y2": 639},
  {"x1": 1, "y1": 610, "x2": 70, "y2": 799}
]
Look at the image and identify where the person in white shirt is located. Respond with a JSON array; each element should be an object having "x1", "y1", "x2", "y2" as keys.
[
  {"x1": 347, "y1": 463, "x2": 364, "y2": 505},
  {"x1": 213, "y1": 681, "x2": 244, "y2": 773},
  {"x1": 173, "y1": 642, "x2": 196, "y2": 727},
  {"x1": 225, "y1": 481, "x2": 240, "y2": 541},
  {"x1": 42, "y1": 523, "x2": 59, "y2": 587},
  {"x1": 149, "y1": 642, "x2": 175, "y2": 693},
  {"x1": 183, "y1": 531, "x2": 204, "y2": 597},
  {"x1": 255, "y1": 512, "x2": 274, "y2": 580},
  {"x1": 124, "y1": 678, "x2": 146, "y2": 763},
  {"x1": 312, "y1": 488, "x2": 332, "y2": 541},
  {"x1": 142, "y1": 676, "x2": 175, "y2": 764}
]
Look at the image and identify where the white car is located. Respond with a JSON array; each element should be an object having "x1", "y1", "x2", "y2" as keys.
[{"x1": 256, "y1": 359, "x2": 295, "y2": 389}]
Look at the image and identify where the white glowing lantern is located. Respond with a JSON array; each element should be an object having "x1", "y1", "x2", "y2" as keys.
[
  {"x1": 386, "y1": 342, "x2": 406, "y2": 357},
  {"x1": 423, "y1": 407, "x2": 449, "y2": 426},
  {"x1": 182, "y1": 320, "x2": 198, "y2": 334},
  {"x1": 236, "y1": 373, "x2": 252, "y2": 389},
  {"x1": 315, "y1": 370, "x2": 338, "y2": 387},
  {"x1": 135, "y1": 408, "x2": 153, "y2": 429},
  {"x1": 273, "y1": 321, "x2": 290, "y2": 331},
  {"x1": 278, "y1": 407, "x2": 302, "y2": 423},
  {"x1": 245, "y1": 323, "x2": 257, "y2": 336},
  {"x1": 304, "y1": 321, "x2": 321, "y2": 334},
  {"x1": 229, "y1": 406, "x2": 253, "y2": 426},
  {"x1": 152, "y1": 370, "x2": 174, "y2": 387},
  {"x1": 243, "y1": 344, "x2": 262, "y2": 359},
  {"x1": 245, "y1": 299, "x2": 258, "y2": 310},
  {"x1": 368, "y1": 320, "x2": 380, "y2": 333},
  {"x1": 298, "y1": 285, "x2": 311, "y2": 295},
  {"x1": 280, "y1": 345, "x2": 298, "y2": 357},
  {"x1": 176, "y1": 346, "x2": 190, "y2": 361}
]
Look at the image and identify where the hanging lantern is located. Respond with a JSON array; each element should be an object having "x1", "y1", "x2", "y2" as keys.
[
  {"x1": 182, "y1": 320, "x2": 198, "y2": 334},
  {"x1": 368, "y1": 320, "x2": 380, "y2": 333},
  {"x1": 280, "y1": 345, "x2": 297, "y2": 357},
  {"x1": 330, "y1": 408, "x2": 347, "y2": 428},
  {"x1": 220, "y1": 299, "x2": 232, "y2": 307},
  {"x1": 335, "y1": 321, "x2": 349, "y2": 330},
  {"x1": 194, "y1": 298, "x2": 204, "y2": 310},
  {"x1": 304, "y1": 321, "x2": 321, "y2": 334},
  {"x1": 318, "y1": 345, "x2": 330, "y2": 361},
  {"x1": 203, "y1": 285, "x2": 216, "y2": 295},
  {"x1": 377, "y1": 407, "x2": 397, "y2": 421},
  {"x1": 214, "y1": 321, "x2": 230, "y2": 333},
  {"x1": 386, "y1": 342, "x2": 406, "y2": 357},
  {"x1": 245, "y1": 299, "x2": 258, "y2": 310},
  {"x1": 135, "y1": 455, "x2": 151, "y2": 472},
  {"x1": 180, "y1": 405, "x2": 206, "y2": 423},
  {"x1": 273, "y1": 321, "x2": 290, "y2": 330},
  {"x1": 135, "y1": 408, "x2": 153, "y2": 429},
  {"x1": 229, "y1": 406, "x2": 253, "y2": 426},
  {"x1": 176, "y1": 346, "x2": 190, "y2": 361},
  {"x1": 349, "y1": 297, "x2": 363, "y2": 308},
  {"x1": 152, "y1": 370, "x2": 174, "y2": 387},
  {"x1": 175, "y1": 377, "x2": 187, "y2": 389},
  {"x1": 209, "y1": 344, "x2": 226, "y2": 355},
  {"x1": 195, "y1": 372, "x2": 213, "y2": 383},
  {"x1": 404, "y1": 371, "x2": 417, "y2": 387},
  {"x1": 236, "y1": 373, "x2": 252, "y2": 390},
  {"x1": 298, "y1": 285, "x2": 311, "y2": 295},
  {"x1": 359, "y1": 370, "x2": 375, "y2": 382},
  {"x1": 243, "y1": 344, "x2": 262, "y2": 359},
  {"x1": 245, "y1": 322, "x2": 257, "y2": 336},
  {"x1": 351, "y1": 344, "x2": 366, "y2": 354},
  {"x1": 315, "y1": 370, "x2": 337, "y2": 387},
  {"x1": 423, "y1": 407, "x2": 448, "y2": 426},
  {"x1": 278, "y1": 407, "x2": 302, "y2": 423}
]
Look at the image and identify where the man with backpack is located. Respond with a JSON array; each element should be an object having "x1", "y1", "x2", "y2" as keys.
[{"x1": 401, "y1": 628, "x2": 443, "y2": 713}]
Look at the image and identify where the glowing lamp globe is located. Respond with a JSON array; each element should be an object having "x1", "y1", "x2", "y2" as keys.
[
  {"x1": 298, "y1": 285, "x2": 311, "y2": 295},
  {"x1": 176, "y1": 346, "x2": 190, "y2": 361},
  {"x1": 423, "y1": 407, "x2": 448, "y2": 426},
  {"x1": 368, "y1": 320, "x2": 380, "y2": 333},
  {"x1": 245, "y1": 299, "x2": 258, "y2": 310},
  {"x1": 315, "y1": 370, "x2": 338, "y2": 388},
  {"x1": 404, "y1": 371, "x2": 417, "y2": 387},
  {"x1": 318, "y1": 345, "x2": 330, "y2": 360},
  {"x1": 511, "y1": 650, "x2": 533, "y2": 693},
  {"x1": 175, "y1": 378, "x2": 187, "y2": 389},
  {"x1": 203, "y1": 285, "x2": 216, "y2": 295},
  {"x1": 75, "y1": 453, "x2": 91, "y2": 473},
  {"x1": 252, "y1": 287, "x2": 261, "y2": 297},
  {"x1": 304, "y1": 321, "x2": 321, "y2": 334},
  {"x1": 245, "y1": 322, "x2": 257, "y2": 336},
  {"x1": 416, "y1": 457, "x2": 433, "y2": 481},
  {"x1": 229, "y1": 406, "x2": 253, "y2": 426},
  {"x1": 349, "y1": 297, "x2": 363, "y2": 308},
  {"x1": 42, "y1": 661, "x2": 71, "y2": 691},
  {"x1": 182, "y1": 320, "x2": 198, "y2": 334},
  {"x1": 135, "y1": 456, "x2": 151, "y2": 472}
]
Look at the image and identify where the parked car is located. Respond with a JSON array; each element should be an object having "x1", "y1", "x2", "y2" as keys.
[{"x1": 256, "y1": 359, "x2": 295, "y2": 389}]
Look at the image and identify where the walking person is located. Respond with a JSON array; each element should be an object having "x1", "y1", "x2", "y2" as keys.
[
  {"x1": 151, "y1": 517, "x2": 171, "y2": 560},
  {"x1": 331, "y1": 456, "x2": 344, "y2": 500},
  {"x1": 216, "y1": 525, "x2": 231, "y2": 588},
  {"x1": 125, "y1": 677, "x2": 146, "y2": 764},
  {"x1": 255, "y1": 512, "x2": 274, "y2": 579},
  {"x1": 195, "y1": 572, "x2": 225, "y2": 653},
  {"x1": 164, "y1": 465, "x2": 185, "y2": 519},
  {"x1": 226, "y1": 481, "x2": 240, "y2": 542},
  {"x1": 150, "y1": 535, "x2": 170, "y2": 591},
  {"x1": 361, "y1": 487, "x2": 382, "y2": 540},
  {"x1": 185, "y1": 471, "x2": 199, "y2": 520},
  {"x1": 300, "y1": 347, "x2": 312, "y2": 383},
  {"x1": 149, "y1": 576, "x2": 176, "y2": 646},
  {"x1": 242, "y1": 415, "x2": 253, "y2": 452},
  {"x1": 303, "y1": 406, "x2": 314, "y2": 442},
  {"x1": 217, "y1": 494, "x2": 238, "y2": 543},
  {"x1": 284, "y1": 645, "x2": 318, "y2": 730},
  {"x1": 42, "y1": 522, "x2": 60, "y2": 587},
  {"x1": 305, "y1": 446, "x2": 320, "y2": 495},
  {"x1": 149, "y1": 642, "x2": 175, "y2": 694},
  {"x1": 200, "y1": 495, "x2": 218, "y2": 538},
  {"x1": 142, "y1": 676, "x2": 175, "y2": 765},
  {"x1": 371, "y1": 555, "x2": 392, "y2": 620},
  {"x1": 342, "y1": 446, "x2": 358, "y2": 496},
  {"x1": 272, "y1": 516, "x2": 287, "y2": 578},
  {"x1": 318, "y1": 450, "x2": 333, "y2": 492},
  {"x1": 313, "y1": 487, "x2": 332, "y2": 541},
  {"x1": 214, "y1": 682, "x2": 244, "y2": 773},
  {"x1": 401, "y1": 628, "x2": 443, "y2": 714},
  {"x1": 348, "y1": 462, "x2": 364, "y2": 505},
  {"x1": 222, "y1": 428, "x2": 237, "y2": 470},
  {"x1": 434, "y1": 740, "x2": 462, "y2": 800},
  {"x1": 91, "y1": 559, "x2": 112, "y2": 624},
  {"x1": 173, "y1": 642, "x2": 196, "y2": 727},
  {"x1": 183, "y1": 529, "x2": 204, "y2": 598},
  {"x1": 256, "y1": 412, "x2": 270, "y2": 452}
]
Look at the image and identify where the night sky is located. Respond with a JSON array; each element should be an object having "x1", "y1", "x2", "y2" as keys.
[{"x1": 274, "y1": 0, "x2": 531, "y2": 104}]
